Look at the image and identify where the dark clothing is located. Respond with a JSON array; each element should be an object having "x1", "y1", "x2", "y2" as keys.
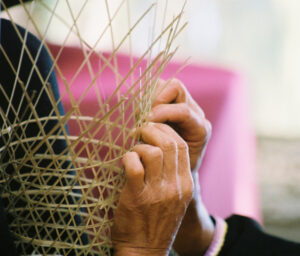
[
  {"x1": 1, "y1": 0, "x2": 32, "y2": 9},
  {"x1": 219, "y1": 215, "x2": 300, "y2": 256},
  {"x1": 0, "y1": 17, "x2": 88, "y2": 255},
  {"x1": 0, "y1": 198, "x2": 17, "y2": 256}
]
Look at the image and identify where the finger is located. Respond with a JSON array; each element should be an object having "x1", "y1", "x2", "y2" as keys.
[
  {"x1": 150, "y1": 103, "x2": 209, "y2": 141},
  {"x1": 132, "y1": 144, "x2": 163, "y2": 184},
  {"x1": 150, "y1": 103, "x2": 192, "y2": 124},
  {"x1": 122, "y1": 152, "x2": 145, "y2": 192},
  {"x1": 152, "y1": 79, "x2": 187, "y2": 107},
  {"x1": 137, "y1": 123, "x2": 177, "y2": 152},
  {"x1": 135, "y1": 123, "x2": 177, "y2": 180},
  {"x1": 134, "y1": 79, "x2": 166, "y2": 118},
  {"x1": 153, "y1": 123, "x2": 188, "y2": 151},
  {"x1": 152, "y1": 123, "x2": 190, "y2": 176}
]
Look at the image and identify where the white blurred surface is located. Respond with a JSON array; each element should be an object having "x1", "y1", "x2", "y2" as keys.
[{"x1": 2, "y1": 0, "x2": 300, "y2": 138}]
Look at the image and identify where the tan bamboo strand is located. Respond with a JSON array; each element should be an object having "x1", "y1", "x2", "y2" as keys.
[{"x1": 0, "y1": 1, "x2": 187, "y2": 255}]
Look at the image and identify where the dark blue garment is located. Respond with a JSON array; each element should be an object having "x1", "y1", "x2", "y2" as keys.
[
  {"x1": 0, "y1": 197, "x2": 17, "y2": 256},
  {"x1": 0, "y1": 18, "x2": 89, "y2": 255},
  {"x1": 1, "y1": 0, "x2": 32, "y2": 10},
  {"x1": 219, "y1": 215, "x2": 300, "y2": 256}
]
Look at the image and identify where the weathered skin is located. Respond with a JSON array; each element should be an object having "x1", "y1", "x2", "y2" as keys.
[{"x1": 112, "y1": 79, "x2": 215, "y2": 256}]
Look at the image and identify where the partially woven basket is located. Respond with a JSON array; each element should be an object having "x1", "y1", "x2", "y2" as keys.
[{"x1": 0, "y1": 1, "x2": 186, "y2": 255}]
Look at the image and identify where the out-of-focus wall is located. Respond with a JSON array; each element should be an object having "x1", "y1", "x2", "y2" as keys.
[
  {"x1": 207, "y1": 0, "x2": 300, "y2": 138},
  {"x1": 3, "y1": 0, "x2": 300, "y2": 138},
  {"x1": 168, "y1": 0, "x2": 300, "y2": 138}
]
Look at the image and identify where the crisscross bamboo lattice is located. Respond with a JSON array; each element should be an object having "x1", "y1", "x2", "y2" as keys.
[{"x1": 0, "y1": 1, "x2": 186, "y2": 255}]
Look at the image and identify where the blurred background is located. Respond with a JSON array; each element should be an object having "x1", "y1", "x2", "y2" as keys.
[{"x1": 2, "y1": 0, "x2": 300, "y2": 242}]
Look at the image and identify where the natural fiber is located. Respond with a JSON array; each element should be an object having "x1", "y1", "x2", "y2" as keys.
[{"x1": 0, "y1": 1, "x2": 186, "y2": 255}]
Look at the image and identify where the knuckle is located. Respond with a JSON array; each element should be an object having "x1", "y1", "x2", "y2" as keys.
[
  {"x1": 170, "y1": 78, "x2": 182, "y2": 88},
  {"x1": 196, "y1": 119, "x2": 212, "y2": 143},
  {"x1": 123, "y1": 153, "x2": 144, "y2": 177},
  {"x1": 156, "y1": 122, "x2": 165, "y2": 127},
  {"x1": 200, "y1": 121, "x2": 212, "y2": 142},
  {"x1": 179, "y1": 103, "x2": 192, "y2": 119},
  {"x1": 155, "y1": 122, "x2": 168, "y2": 130},
  {"x1": 177, "y1": 139, "x2": 188, "y2": 151},
  {"x1": 122, "y1": 151, "x2": 136, "y2": 164},
  {"x1": 148, "y1": 147, "x2": 163, "y2": 160},
  {"x1": 199, "y1": 126, "x2": 208, "y2": 141},
  {"x1": 161, "y1": 139, "x2": 176, "y2": 152},
  {"x1": 171, "y1": 78, "x2": 186, "y2": 98},
  {"x1": 127, "y1": 165, "x2": 143, "y2": 178}
]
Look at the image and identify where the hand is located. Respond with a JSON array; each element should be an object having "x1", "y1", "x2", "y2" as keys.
[
  {"x1": 150, "y1": 79, "x2": 215, "y2": 255},
  {"x1": 150, "y1": 79, "x2": 211, "y2": 172},
  {"x1": 111, "y1": 123, "x2": 194, "y2": 256}
]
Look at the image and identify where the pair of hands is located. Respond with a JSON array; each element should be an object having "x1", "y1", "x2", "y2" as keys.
[{"x1": 112, "y1": 79, "x2": 214, "y2": 256}]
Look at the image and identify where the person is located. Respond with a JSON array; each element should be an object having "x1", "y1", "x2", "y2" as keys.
[
  {"x1": 111, "y1": 79, "x2": 300, "y2": 256},
  {"x1": 0, "y1": 17, "x2": 89, "y2": 255},
  {"x1": 1, "y1": 1, "x2": 300, "y2": 255},
  {"x1": 111, "y1": 79, "x2": 214, "y2": 256}
]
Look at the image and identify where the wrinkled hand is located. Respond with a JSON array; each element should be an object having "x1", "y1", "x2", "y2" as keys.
[
  {"x1": 150, "y1": 79, "x2": 211, "y2": 172},
  {"x1": 111, "y1": 123, "x2": 194, "y2": 256},
  {"x1": 150, "y1": 79, "x2": 215, "y2": 255}
]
